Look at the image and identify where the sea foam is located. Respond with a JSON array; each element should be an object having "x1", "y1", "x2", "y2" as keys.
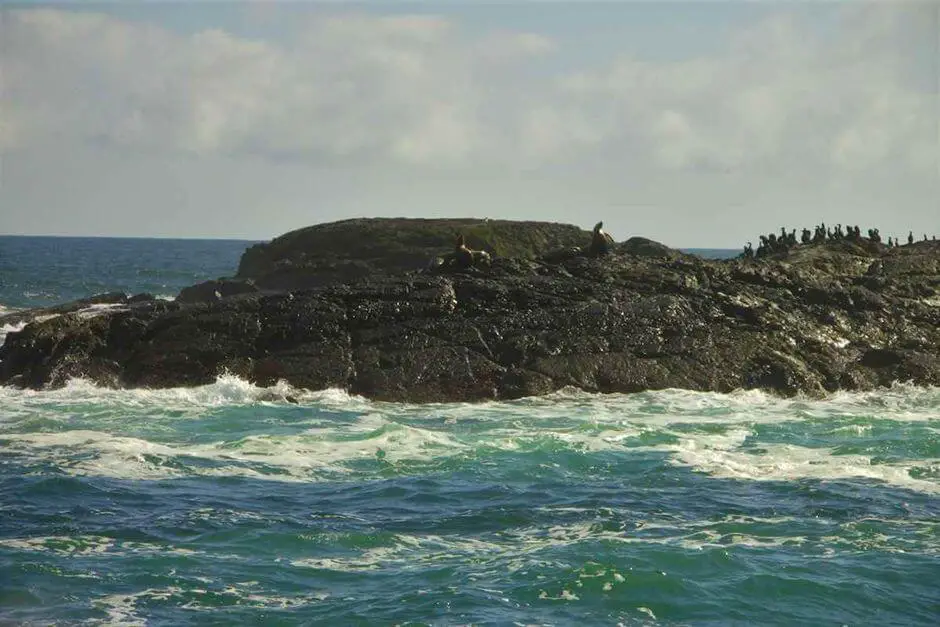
[{"x1": 1, "y1": 376, "x2": 937, "y2": 496}]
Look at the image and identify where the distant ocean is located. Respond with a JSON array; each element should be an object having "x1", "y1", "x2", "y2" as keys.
[{"x1": 1, "y1": 236, "x2": 937, "y2": 625}]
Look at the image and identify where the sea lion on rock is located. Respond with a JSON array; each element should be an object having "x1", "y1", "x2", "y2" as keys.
[
  {"x1": 453, "y1": 234, "x2": 474, "y2": 268},
  {"x1": 433, "y1": 234, "x2": 492, "y2": 271},
  {"x1": 587, "y1": 221, "x2": 616, "y2": 256},
  {"x1": 455, "y1": 234, "x2": 492, "y2": 267},
  {"x1": 471, "y1": 249, "x2": 492, "y2": 266}
]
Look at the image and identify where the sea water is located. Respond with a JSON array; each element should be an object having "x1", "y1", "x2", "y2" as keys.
[{"x1": 0, "y1": 236, "x2": 937, "y2": 625}]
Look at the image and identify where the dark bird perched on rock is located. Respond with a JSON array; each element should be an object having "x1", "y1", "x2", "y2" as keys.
[{"x1": 587, "y1": 221, "x2": 616, "y2": 256}]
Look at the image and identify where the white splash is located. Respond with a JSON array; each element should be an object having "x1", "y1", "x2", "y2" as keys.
[
  {"x1": 1, "y1": 375, "x2": 938, "y2": 494},
  {"x1": 0, "y1": 374, "x2": 363, "y2": 414},
  {"x1": 0, "y1": 321, "x2": 28, "y2": 347}
]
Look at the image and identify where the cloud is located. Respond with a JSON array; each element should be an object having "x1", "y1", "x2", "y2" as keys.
[
  {"x1": 1, "y1": 3, "x2": 936, "y2": 183},
  {"x1": 541, "y1": 5, "x2": 937, "y2": 179},
  {"x1": 1, "y1": 9, "x2": 490, "y2": 164}
]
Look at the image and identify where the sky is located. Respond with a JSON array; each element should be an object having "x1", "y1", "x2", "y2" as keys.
[{"x1": 1, "y1": 1, "x2": 938, "y2": 247}]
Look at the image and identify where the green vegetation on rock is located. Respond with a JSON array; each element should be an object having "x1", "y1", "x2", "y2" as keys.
[{"x1": 237, "y1": 217, "x2": 594, "y2": 280}]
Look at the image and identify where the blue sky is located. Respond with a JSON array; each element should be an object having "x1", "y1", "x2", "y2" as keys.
[
  {"x1": 1, "y1": 1, "x2": 937, "y2": 246},
  {"x1": 37, "y1": 1, "x2": 786, "y2": 62}
]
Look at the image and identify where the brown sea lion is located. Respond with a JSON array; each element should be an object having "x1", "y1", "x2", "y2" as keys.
[
  {"x1": 453, "y1": 234, "x2": 474, "y2": 268},
  {"x1": 587, "y1": 221, "x2": 616, "y2": 256},
  {"x1": 470, "y1": 249, "x2": 492, "y2": 266},
  {"x1": 436, "y1": 234, "x2": 491, "y2": 270}
]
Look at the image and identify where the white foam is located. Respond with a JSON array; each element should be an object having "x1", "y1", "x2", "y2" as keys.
[
  {"x1": 0, "y1": 535, "x2": 116, "y2": 555},
  {"x1": 0, "y1": 313, "x2": 66, "y2": 354},
  {"x1": 1, "y1": 375, "x2": 938, "y2": 492},
  {"x1": 668, "y1": 429, "x2": 940, "y2": 494},
  {"x1": 92, "y1": 591, "x2": 151, "y2": 626},
  {"x1": 0, "y1": 534, "x2": 199, "y2": 558},
  {"x1": 0, "y1": 415, "x2": 471, "y2": 481},
  {"x1": 7, "y1": 417, "x2": 932, "y2": 490},
  {"x1": 0, "y1": 321, "x2": 28, "y2": 347},
  {"x1": 2, "y1": 372, "x2": 938, "y2": 419},
  {"x1": 292, "y1": 510, "x2": 940, "y2": 576},
  {"x1": 89, "y1": 583, "x2": 327, "y2": 623},
  {"x1": 75, "y1": 303, "x2": 128, "y2": 319},
  {"x1": 0, "y1": 374, "x2": 363, "y2": 414}
]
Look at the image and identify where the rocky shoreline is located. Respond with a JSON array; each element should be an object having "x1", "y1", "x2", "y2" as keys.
[{"x1": 2, "y1": 219, "x2": 938, "y2": 402}]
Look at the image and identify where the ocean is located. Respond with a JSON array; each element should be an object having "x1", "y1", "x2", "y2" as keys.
[{"x1": 0, "y1": 236, "x2": 937, "y2": 626}]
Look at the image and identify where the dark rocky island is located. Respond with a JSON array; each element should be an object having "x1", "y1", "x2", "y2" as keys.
[{"x1": 2, "y1": 218, "x2": 939, "y2": 402}]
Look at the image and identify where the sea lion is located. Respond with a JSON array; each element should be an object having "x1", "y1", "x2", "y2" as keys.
[
  {"x1": 587, "y1": 221, "x2": 616, "y2": 256},
  {"x1": 470, "y1": 249, "x2": 492, "y2": 266},
  {"x1": 435, "y1": 234, "x2": 491, "y2": 270},
  {"x1": 453, "y1": 234, "x2": 474, "y2": 268}
]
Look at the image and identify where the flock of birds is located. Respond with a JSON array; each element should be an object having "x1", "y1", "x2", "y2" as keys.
[{"x1": 742, "y1": 224, "x2": 935, "y2": 259}]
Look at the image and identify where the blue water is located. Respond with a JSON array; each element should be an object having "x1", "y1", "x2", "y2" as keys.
[
  {"x1": 681, "y1": 248, "x2": 738, "y2": 260},
  {"x1": 1, "y1": 237, "x2": 938, "y2": 625},
  {"x1": 0, "y1": 236, "x2": 255, "y2": 309}
]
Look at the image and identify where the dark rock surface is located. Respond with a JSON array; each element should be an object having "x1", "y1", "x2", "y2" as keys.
[
  {"x1": 177, "y1": 279, "x2": 259, "y2": 304},
  {"x1": 0, "y1": 291, "x2": 130, "y2": 327},
  {"x1": 2, "y1": 220, "x2": 939, "y2": 403},
  {"x1": 236, "y1": 217, "x2": 597, "y2": 290}
]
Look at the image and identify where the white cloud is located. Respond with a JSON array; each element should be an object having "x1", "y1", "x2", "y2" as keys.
[
  {"x1": 1, "y1": 9, "x2": 488, "y2": 164},
  {"x1": 2, "y1": 4, "x2": 935, "y2": 174},
  {"x1": 542, "y1": 4, "x2": 937, "y2": 178},
  {"x1": 0, "y1": 3, "x2": 936, "y2": 242}
]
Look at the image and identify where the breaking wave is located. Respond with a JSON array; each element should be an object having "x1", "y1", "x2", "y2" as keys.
[{"x1": 1, "y1": 376, "x2": 938, "y2": 495}]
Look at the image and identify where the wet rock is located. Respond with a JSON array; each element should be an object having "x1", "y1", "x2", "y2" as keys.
[
  {"x1": 176, "y1": 279, "x2": 259, "y2": 304},
  {"x1": 127, "y1": 293, "x2": 156, "y2": 304},
  {"x1": 2, "y1": 228, "x2": 939, "y2": 402},
  {"x1": 0, "y1": 292, "x2": 129, "y2": 327}
]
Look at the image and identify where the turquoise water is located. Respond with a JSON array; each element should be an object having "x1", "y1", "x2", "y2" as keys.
[{"x1": 0, "y1": 237, "x2": 938, "y2": 625}]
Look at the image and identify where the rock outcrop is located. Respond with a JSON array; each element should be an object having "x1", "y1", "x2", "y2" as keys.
[
  {"x1": 1, "y1": 220, "x2": 938, "y2": 403},
  {"x1": 235, "y1": 217, "x2": 596, "y2": 291}
]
